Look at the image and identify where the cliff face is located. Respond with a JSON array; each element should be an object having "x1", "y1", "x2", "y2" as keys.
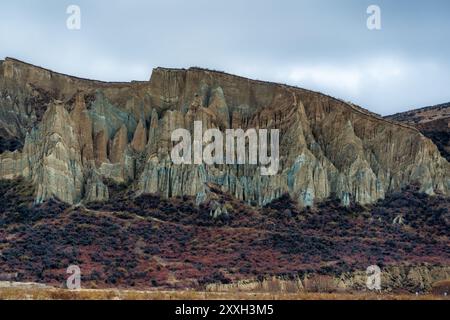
[
  {"x1": 0, "y1": 58, "x2": 449, "y2": 206},
  {"x1": 386, "y1": 103, "x2": 450, "y2": 162}
]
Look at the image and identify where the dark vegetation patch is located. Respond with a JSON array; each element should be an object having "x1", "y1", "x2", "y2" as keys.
[{"x1": 0, "y1": 179, "x2": 448, "y2": 289}]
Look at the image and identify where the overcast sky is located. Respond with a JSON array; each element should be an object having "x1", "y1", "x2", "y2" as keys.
[{"x1": 1, "y1": 0, "x2": 449, "y2": 115}]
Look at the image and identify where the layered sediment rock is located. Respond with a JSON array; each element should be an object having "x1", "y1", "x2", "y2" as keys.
[
  {"x1": 0, "y1": 58, "x2": 449, "y2": 205},
  {"x1": 205, "y1": 265, "x2": 450, "y2": 293},
  {"x1": 110, "y1": 125, "x2": 128, "y2": 164},
  {"x1": 70, "y1": 93, "x2": 94, "y2": 164},
  {"x1": 131, "y1": 119, "x2": 147, "y2": 152},
  {"x1": 94, "y1": 129, "x2": 109, "y2": 166},
  {"x1": 84, "y1": 168, "x2": 109, "y2": 203}
]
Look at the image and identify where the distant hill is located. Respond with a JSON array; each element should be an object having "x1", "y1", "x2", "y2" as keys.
[{"x1": 386, "y1": 103, "x2": 450, "y2": 161}]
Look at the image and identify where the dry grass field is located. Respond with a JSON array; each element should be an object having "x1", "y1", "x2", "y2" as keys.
[{"x1": 0, "y1": 286, "x2": 448, "y2": 300}]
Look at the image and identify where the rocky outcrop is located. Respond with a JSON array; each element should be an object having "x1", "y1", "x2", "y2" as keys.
[
  {"x1": 0, "y1": 58, "x2": 449, "y2": 205},
  {"x1": 205, "y1": 265, "x2": 450, "y2": 293},
  {"x1": 70, "y1": 92, "x2": 94, "y2": 164},
  {"x1": 386, "y1": 103, "x2": 450, "y2": 162},
  {"x1": 338, "y1": 265, "x2": 450, "y2": 293},
  {"x1": 28, "y1": 102, "x2": 84, "y2": 204},
  {"x1": 84, "y1": 168, "x2": 109, "y2": 202},
  {"x1": 94, "y1": 129, "x2": 109, "y2": 166},
  {"x1": 131, "y1": 119, "x2": 147, "y2": 152}
]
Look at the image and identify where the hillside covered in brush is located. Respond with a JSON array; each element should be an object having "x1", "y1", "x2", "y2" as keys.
[{"x1": 0, "y1": 178, "x2": 448, "y2": 291}]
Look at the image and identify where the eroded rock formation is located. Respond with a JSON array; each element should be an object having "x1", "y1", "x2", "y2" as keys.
[
  {"x1": 386, "y1": 103, "x2": 450, "y2": 161},
  {"x1": 0, "y1": 58, "x2": 449, "y2": 205}
]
